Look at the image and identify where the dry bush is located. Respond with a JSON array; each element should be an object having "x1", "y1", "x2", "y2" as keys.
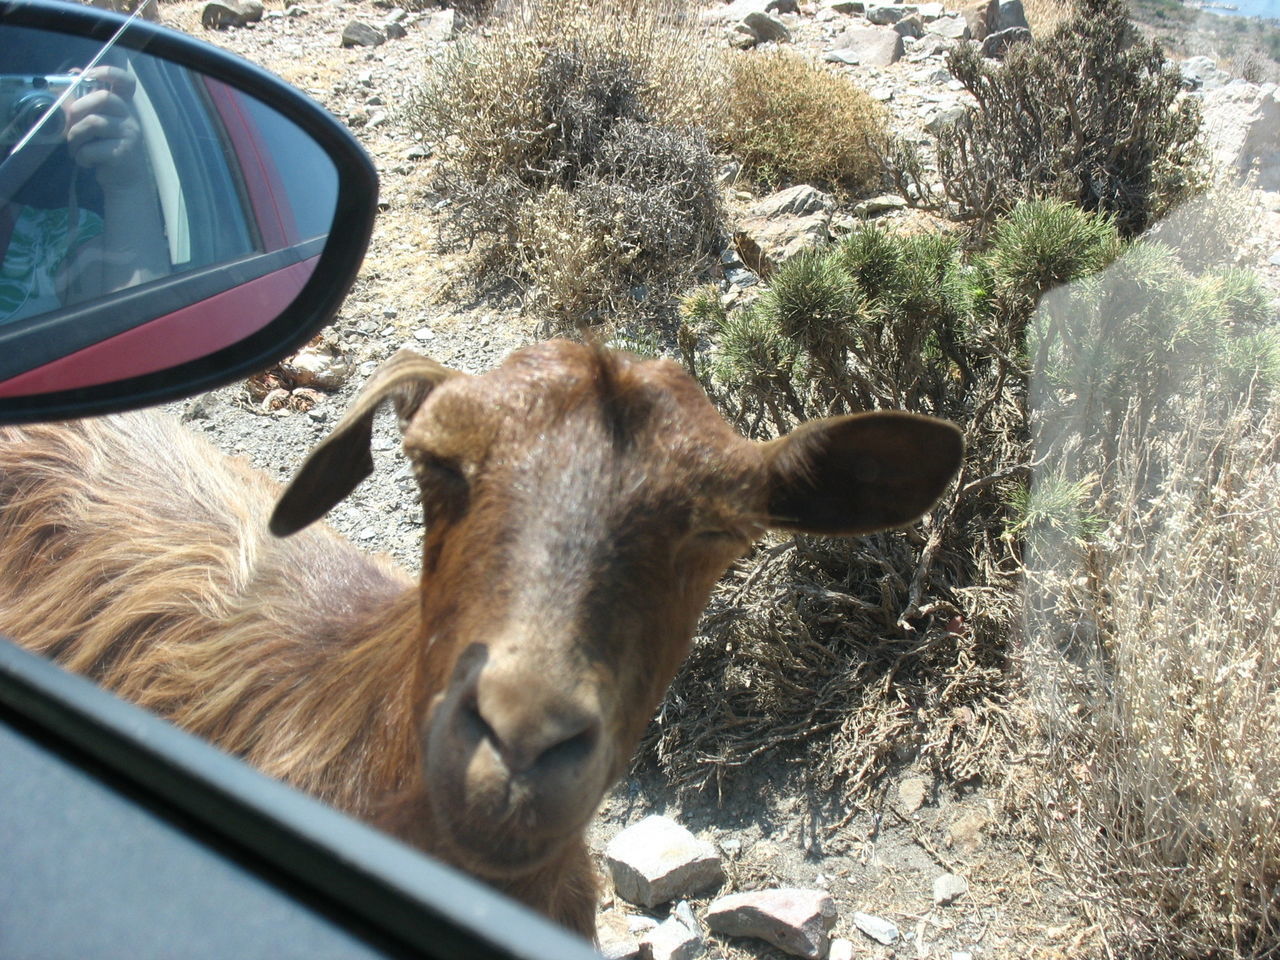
[
  {"x1": 516, "y1": 122, "x2": 721, "y2": 328},
  {"x1": 1021, "y1": 0, "x2": 1076, "y2": 33},
  {"x1": 1028, "y1": 399, "x2": 1280, "y2": 958},
  {"x1": 718, "y1": 48, "x2": 889, "y2": 194},
  {"x1": 1022, "y1": 226, "x2": 1280, "y2": 956},
  {"x1": 932, "y1": 0, "x2": 1203, "y2": 238},
  {"x1": 403, "y1": 0, "x2": 724, "y2": 328}
]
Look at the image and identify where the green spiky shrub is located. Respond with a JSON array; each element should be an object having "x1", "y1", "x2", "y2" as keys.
[{"x1": 644, "y1": 201, "x2": 1122, "y2": 800}]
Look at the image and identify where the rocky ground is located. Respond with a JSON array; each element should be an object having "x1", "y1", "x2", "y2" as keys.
[{"x1": 144, "y1": 0, "x2": 1280, "y2": 956}]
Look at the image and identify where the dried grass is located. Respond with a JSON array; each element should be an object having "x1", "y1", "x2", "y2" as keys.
[
  {"x1": 718, "y1": 48, "x2": 889, "y2": 195},
  {"x1": 1022, "y1": 203, "x2": 1280, "y2": 955},
  {"x1": 1029, "y1": 395, "x2": 1280, "y2": 958}
]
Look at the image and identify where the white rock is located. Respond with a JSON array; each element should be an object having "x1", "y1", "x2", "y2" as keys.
[
  {"x1": 828, "y1": 938, "x2": 856, "y2": 960},
  {"x1": 606, "y1": 816, "x2": 724, "y2": 908},
  {"x1": 933, "y1": 872, "x2": 969, "y2": 905},
  {"x1": 749, "y1": 185, "x2": 836, "y2": 218},
  {"x1": 829, "y1": 23, "x2": 904, "y2": 66},
  {"x1": 640, "y1": 916, "x2": 703, "y2": 960},
  {"x1": 852, "y1": 911, "x2": 900, "y2": 945},
  {"x1": 599, "y1": 913, "x2": 644, "y2": 960},
  {"x1": 898, "y1": 776, "x2": 928, "y2": 813},
  {"x1": 705, "y1": 889, "x2": 836, "y2": 960},
  {"x1": 924, "y1": 13, "x2": 968, "y2": 39}
]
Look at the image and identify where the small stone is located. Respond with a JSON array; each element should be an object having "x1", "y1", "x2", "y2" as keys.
[
  {"x1": 749, "y1": 184, "x2": 836, "y2": 219},
  {"x1": 852, "y1": 911, "x2": 900, "y2": 945},
  {"x1": 640, "y1": 916, "x2": 703, "y2": 960},
  {"x1": 995, "y1": 0, "x2": 1027, "y2": 29},
  {"x1": 705, "y1": 889, "x2": 836, "y2": 960},
  {"x1": 200, "y1": 0, "x2": 263, "y2": 29},
  {"x1": 341, "y1": 20, "x2": 386, "y2": 47},
  {"x1": 421, "y1": 8, "x2": 456, "y2": 41},
  {"x1": 824, "y1": 49, "x2": 861, "y2": 65},
  {"x1": 925, "y1": 103, "x2": 968, "y2": 136},
  {"x1": 742, "y1": 10, "x2": 791, "y2": 42},
  {"x1": 894, "y1": 13, "x2": 923, "y2": 37},
  {"x1": 866, "y1": 2, "x2": 905, "y2": 24},
  {"x1": 830, "y1": 23, "x2": 903, "y2": 66},
  {"x1": 946, "y1": 809, "x2": 990, "y2": 852},
  {"x1": 981, "y1": 25, "x2": 1031, "y2": 59},
  {"x1": 606, "y1": 816, "x2": 724, "y2": 908},
  {"x1": 383, "y1": 20, "x2": 407, "y2": 38},
  {"x1": 727, "y1": 23, "x2": 758, "y2": 48},
  {"x1": 828, "y1": 939, "x2": 856, "y2": 960},
  {"x1": 924, "y1": 14, "x2": 968, "y2": 39},
  {"x1": 933, "y1": 872, "x2": 969, "y2": 905},
  {"x1": 899, "y1": 777, "x2": 928, "y2": 813},
  {"x1": 673, "y1": 900, "x2": 702, "y2": 937},
  {"x1": 854, "y1": 194, "x2": 908, "y2": 217},
  {"x1": 598, "y1": 913, "x2": 643, "y2": 960}
]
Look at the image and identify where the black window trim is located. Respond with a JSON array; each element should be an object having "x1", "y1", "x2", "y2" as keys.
[{"x1": 0, "y1": 635, "x2": 604, "y2": 960}]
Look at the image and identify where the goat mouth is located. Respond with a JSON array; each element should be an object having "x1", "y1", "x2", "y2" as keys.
[{"x1": 431, "y1": 801, "x2": 578, "y2": 878}]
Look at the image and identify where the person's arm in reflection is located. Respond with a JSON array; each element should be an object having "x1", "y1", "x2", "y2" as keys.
[{"x1": 60, "y1": 65, "x2": 169, "y2": 303}]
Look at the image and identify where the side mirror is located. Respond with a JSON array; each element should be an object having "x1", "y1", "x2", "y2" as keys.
[{"x1": 0, "y1": 0, "x2": 377, "y2": 422}]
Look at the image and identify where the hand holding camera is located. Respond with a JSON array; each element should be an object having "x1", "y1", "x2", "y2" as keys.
[{"x1": 64, "y1": 66, "x2": 145, "y2": 192}]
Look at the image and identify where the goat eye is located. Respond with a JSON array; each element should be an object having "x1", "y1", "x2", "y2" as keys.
[{"x1": 415, "y1": 456, "x2": 469, "y2": 492}]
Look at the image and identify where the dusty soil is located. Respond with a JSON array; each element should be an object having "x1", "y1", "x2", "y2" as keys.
[{"x1": 141, "y1": 1, "x2": 1194, "y2": 955}]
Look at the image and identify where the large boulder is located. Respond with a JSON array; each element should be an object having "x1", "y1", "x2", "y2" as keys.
[{"x1": 829, "y1": 23, "x2": 904, "y2": 66}]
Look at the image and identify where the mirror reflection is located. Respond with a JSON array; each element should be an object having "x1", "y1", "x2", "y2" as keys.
[{"x1": 0, "y1": 24, "x2": 338, "y2": 334}]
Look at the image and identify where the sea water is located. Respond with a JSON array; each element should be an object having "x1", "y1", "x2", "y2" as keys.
[{"x1": 1201, "y1": 0, "x2": 1280, "y2": 22}]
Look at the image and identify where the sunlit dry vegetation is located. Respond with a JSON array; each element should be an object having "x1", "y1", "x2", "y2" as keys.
[{"x1": 405, "y1": 0, "x2": 1280, "y2": 952}]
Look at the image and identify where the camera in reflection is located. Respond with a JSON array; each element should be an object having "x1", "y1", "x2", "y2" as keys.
[{"x1": 0, "y1": 74, "x2": 102, "y2": 147}]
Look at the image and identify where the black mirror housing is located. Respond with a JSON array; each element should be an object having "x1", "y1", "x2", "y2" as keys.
[{"x1": 0, "y1": 0, "x2": 377, "y2": 422}]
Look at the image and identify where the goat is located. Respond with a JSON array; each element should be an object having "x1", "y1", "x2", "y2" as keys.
[{"x1": 0, "y1": 340, "x2": 962, "y2": 937}]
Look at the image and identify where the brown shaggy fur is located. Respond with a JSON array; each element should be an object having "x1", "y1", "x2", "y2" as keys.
[{"x1": 0, "y1": 414, "x2": 423, "y2": 816}]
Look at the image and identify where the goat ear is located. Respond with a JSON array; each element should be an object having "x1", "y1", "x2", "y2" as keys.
[
  {"x1": 764, "y1": 412, "x2": 963, "y2": 536},
  {"x1": 269, "y1": 349, "x2": 459, "y2": 537}
]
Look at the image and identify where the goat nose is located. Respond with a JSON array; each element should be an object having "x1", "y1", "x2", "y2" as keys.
[{"x1": 468, "y1": 671, "x2": 601, "y2": 776}]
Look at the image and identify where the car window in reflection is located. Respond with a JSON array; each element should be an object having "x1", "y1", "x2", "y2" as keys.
[
  {"x1": 0, "y1": 26, "x2": 342, "y2": 329},
  {"x1": 0, "y1": 24, "x2": 340, "y2": 392},
  {"x1": 1, "y1": 58, "x2": 174, "y2": 323}
]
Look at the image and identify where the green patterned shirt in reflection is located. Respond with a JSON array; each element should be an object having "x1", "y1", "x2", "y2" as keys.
[{"x1": 1, "y1": 205, "x2": 103, "y2": 323}]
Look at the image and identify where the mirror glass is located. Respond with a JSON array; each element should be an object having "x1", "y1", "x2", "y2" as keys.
[{"x1": 0, "y1": 24, "x2": 339, "y2": 393}]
